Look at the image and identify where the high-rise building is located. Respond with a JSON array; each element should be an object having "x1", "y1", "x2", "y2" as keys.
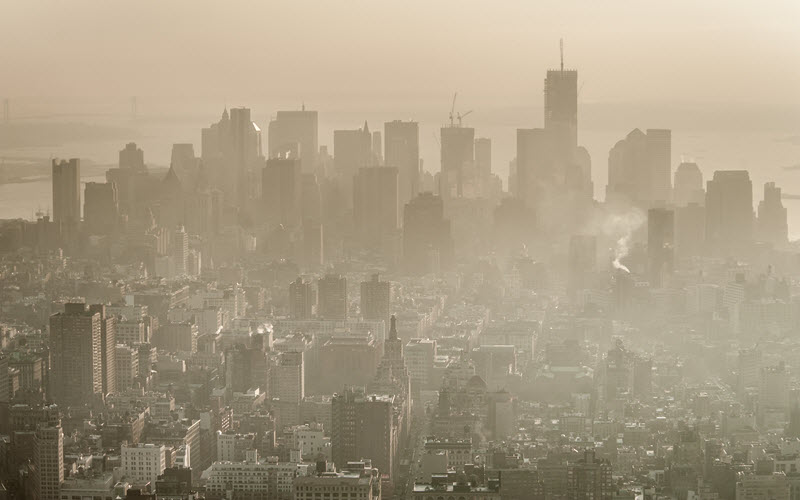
[
  {"x1": 331, "y1": 387, "x2": 396, "y2": 480},
  {"x1": 402, "y1": 192, "x2": 454, "y2": 274},
  {"x1": 334, "y1": 123, "x2": 373, "y2": 204},
  {"x1": 84, "y1": 182, "x2": 119, "y2": 235},
  {"x1": 516, "y1": 128, "x2": 555, "y2": 210},
  {"x1": 172, "y1": 225, "x2": 188, "y2": 277},
  {"x1": 440, "y1": 125, "x2": 474, "y2": 199},
  {"x1": 544, "y1": 64, "x2": 578, "y2": 154},
  {"x1": 385, "y1": 120, "x2": 420, "y2": 208},
  {"x1": 52, "y1": 158, "x2": 81, "y2": 225},
  {"x1": 567, "y1": 450, "x2": 613, "y2": 500},
  {"x1": 262, "y1": 157, "x2": 302, "y2": 228},
  {"x1": 606, "y1": 129, "x2": 672, "y2": 207},
  {"x1": 202, "y1": 108, "x2": 262, "y2": 205},
  {"x1": 49, "y1": 303, "x2": 102, "y2": 406},
  {"x1": 33, "y1": 420, "x2": 64, "y2": 500},
  {"x1": 267, "y1": 109, "x2": 319, "y2": 174},
  {"x1": 675, "y1": 203, "x2": 706, "y2": 260},
  {"x1": 88, "y1": 304, "x2": 116, "y2": 396},
  {"x1": 317, "y1": 274, "x2": 347, "y2": 320},
  {"x1": 115, "y1": 344, "x2": 139, "y2": 391},
  {"x1": 229, "y1": 107, "x2": 263, "y2": 203},
  {"x1": 360, "y1": 274, "x2": 391, "y2": 326},
  {"x1": 705, "y1": 170, "x2": 754, "y2": 253},
  {"x1": 353, "y1": 166, "x2": 399, "y2": 247},
  {"x1": 673, "y1": 162, "x2": 704, "y2": 207},
  {"x1": 371, "y1": 130, "x2": 382, "y2": 165},
  {"x1": 272, "y1": 351, "x2": 304, "y2": 404},
  {"x1": 645, "y1": 129, "x2": 672, "y2": 204},
  {"x1": 647, "y1": 208, "x2": 675, "y2": 288},
  {"x1": 122, "y1": 444, "x2": 166, "y2": 486},
  {"x1": 120, "y1": 142, "x2": 145, "y2": 171},
  {"x1": 289, "y1": 278, "x2": 314, "y2": 319},
  {"x1": 757, "y1": 182, "x2": 788, "y2": 246}
]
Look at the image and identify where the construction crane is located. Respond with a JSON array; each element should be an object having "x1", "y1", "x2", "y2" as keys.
[
  {"x1": 448, "y1": 92, "x2": 458, "y2": 127},
  {"x1": 457, "y1": 110, "x2": 472, "y2": 127}
]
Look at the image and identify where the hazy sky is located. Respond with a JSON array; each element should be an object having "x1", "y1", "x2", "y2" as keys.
[{"x1": 3, "y1": 0, "x2": 799, "y2": 109}]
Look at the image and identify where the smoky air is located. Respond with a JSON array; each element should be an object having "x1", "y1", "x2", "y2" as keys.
[{"x1": 0, "y1": 2, "x2": 799, "y2": 500}]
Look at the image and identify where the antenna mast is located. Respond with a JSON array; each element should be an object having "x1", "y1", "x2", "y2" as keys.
[{"x1": 560, "y1": 38, "x2": 564, "y2": 72}]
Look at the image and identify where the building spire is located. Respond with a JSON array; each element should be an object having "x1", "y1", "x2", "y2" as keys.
[
  {"x1": 560, "y1": 38, "x2": 564, "y2": 72},
  {"x1": 389, "y1": 314, "x2": 397, "y2": 340}
]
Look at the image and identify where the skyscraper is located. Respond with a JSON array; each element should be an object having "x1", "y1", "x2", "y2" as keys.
[
  {"x1": 49, "y1": 303, "x2": 102, "y2": 406},
  {"x1": 673, "y1": 162, "x2": 704, "y2": 207},
  {"x1": 705, "y1": 170, "x2": 754, "y2": 253},
  {"x1": 119, "y1": 142, "x2": 145, "y2": 171},
  {"x1": 289, "y1": 277, "x2": 314, "y2": 320},
  {"x1": 52, "y1": 158, "x2": 81, "y2": 225},
  {"x1": 360, "y1": 274, "x2": 391, "y2": 326},
  {"x1": 229, "y1": 107, "x2": 263, "y2": 203},
  {"x1": 334, "y1": 123, "x2": 372, "y2": 205},
  {"x1": 331, "y1": 387, "x2": 396, "y2": 480},
  {"x1": 402, "y1": 192, "x2": 454, "y2": 274},
  {"x1": 268, "y1": 108, "x2": 319, "y2": 174},
  {"x1": 757, "y1": 182, "x2": 788, "y2": 246},
  {"x1": 317, "y1": 274, "x2": 347, "y2": 320},
  {"x1": 647, "y1": 208, "x2": 675, "y2": 288},
  {"x1": 262, "y1": 157, "x2": 302, "y2": 228},
  {"x1": 607, "y1": 129, "x2": 672, "y2": 207},
  {"x1": 33, "y1": 419, "x2": 64, "y2": 500},
  {"x1": 384, "y1": 120, "x2": 420, "y2": 209},
  {"x1": 440, "y1": 125, "x2": 474, "y2": 199},
  {"x1": 83, "y1": 181, "x2": 119, "y2": 235},
  {"x1": 544, "y1": 62, "x2": 578, "y2": 154},
  {"x1": 353, "y1": 166, "x2": 399, "y2": 247},
  {"x1": 202, "y1": 108, "x2": 262, "y2": 205},
  {"x1": 88, "y1": 304, "x2": 116, "y2": 396},
  {"x1": 475, "y1": 137, "x2": 492, "y2": 175}
]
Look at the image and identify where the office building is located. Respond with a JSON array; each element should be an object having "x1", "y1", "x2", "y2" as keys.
[
  {"x1": 334, "y1": 122, "x2": 372, "y2": 198},
  {"x1": 606, "y1": 129, "x2": 672, "y2": 207},
  {"x1": 49, "y1": 303, "x2": 102, "y2": 406},
  {"x1": 567, "y1": 450, "x2": 613, "y2": 500},
  {"x1": 331, "y1": 387, "x2": 396, "y2": 480},
  {"x1": 263, "y1": 157, "x2": 302, "y2": 228},
  {"x1": 544, "y1": 64, "x2": 578, "y2": 154},
  {"x1": 268, "y1": 108, "x2": 319, "y2": 174},
  {"x1": 115, "y1": 344, "x2": 139, "y2": 391},
  {"x1": 440, "y1": 125, "x2": 474, "y2": 199},
  {"x1": 402, "y1": 192, "x2": 454, "y2": 274},
  {"x1": 360, "y1": 274, "x2": 391, "y2": 326},
  {"x1": 84, "y1": 181, "x2": 119, "y2": 235},
  {"x1": 289, "y1": 278, "x2": 315, "y2": 320},
  {"x1": 673, "y1": 162, "x2": 704, "y2": 207},
  {"x1": 33, "y1": 420, "x2": 64, "y2": 500},
  {"x1": 647, "y1": 208, "x2": 674, "y2": 288},
  {"x1": 121, "y1": 443, "x2": 166, "y2": 486},
  {"x1": 89, "y1": 304, "x2": 117, "y2": 396},
  {"x1": 293, "y1": 469, "x2": 381, "y2": 500},
  {"x1": 705, "y1": 170, "x2": 754, "y2": 253},
  {"x1": 353, "y1": 166, "x2": 399, "y2": 247},
  {"x1": 317, "y1": 274, "x2": 347, "y2": 320},
  {"x1": 757, "y1": 182, "x2": 788, "y2": 246},
  {"x1": 120, "y1": 142, "x2": 146, "y2": 171},
  {"x1": 385, "y1": 120, "x2": 420, "y2": 208},
  {"x1": 52, "y1": 158, "x2": 81, "y2": 225}
]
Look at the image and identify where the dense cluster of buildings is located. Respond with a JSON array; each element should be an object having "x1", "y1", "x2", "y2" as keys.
[{"x1": 0, "y1": 49, "x2": 797, "y2": 500}]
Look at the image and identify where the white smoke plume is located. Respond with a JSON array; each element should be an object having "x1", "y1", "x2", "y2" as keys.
[{"x1": 601, "y1": 210, "x2": 646, "y2": 274}]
